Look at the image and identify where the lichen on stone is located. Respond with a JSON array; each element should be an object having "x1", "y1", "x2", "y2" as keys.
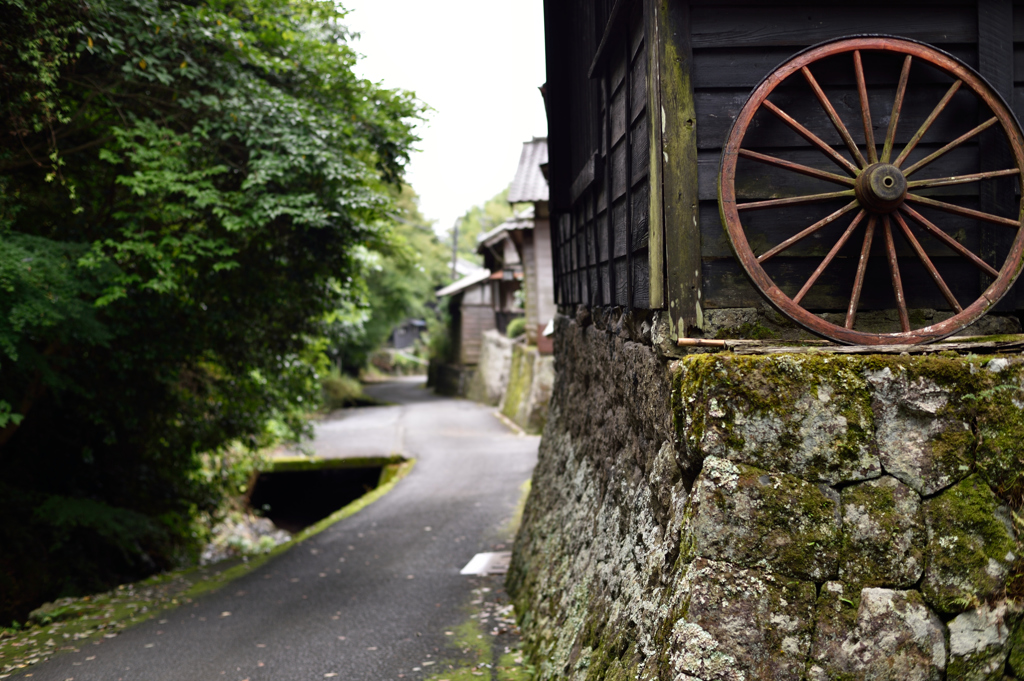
[
  {"x1": 947, "y1": 601, "x2": 1013, "y2": 680},
  {"x1": 865, "y1": 365, "x2": 974, "y2": 496},
  {"x1": 673, "y1": 354, "x2": 879, "y2": 485},
  {"x1": 921, "y1": 475, "x2": 1018, "y2": 615},
  {"x1": 838, "y1": 475, "x2": 926, "y2": 588},
  {"x1": 666, "y1": 558, "x2": 815, "y2": 680},
  {"x1": 684, "y1": 456, "x2": 841, "y2": 581},
  {"x1": 972, "y1": 361, "x2": 1024, "y2": 506},
  {"x1": 808, "y1": 583, "x2": 946, "y2": 680}
]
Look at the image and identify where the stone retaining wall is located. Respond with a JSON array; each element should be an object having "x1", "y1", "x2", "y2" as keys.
[
  {"x1": 466, "y1": 330, "x2": 518, "y2": 406},
  {"x1": 508, "y1": 309, "x2": 1024, "y2": 680},
  {"x1": 500, "y1": 344, "x2": 555, "y2": 434}
]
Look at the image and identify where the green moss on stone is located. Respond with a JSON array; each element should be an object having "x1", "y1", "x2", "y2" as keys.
[
  {"x1": 922, "y1": 475, "x2": 1019, "y2": 615},
  {"x1": 1008, "y1": 617, "x2": 1024, "y2": 676},
  {"x1": 687, "y1": 459, "x2": 841, "y2": 581},
  {"x1": 973, "y1": 365, "x2": 1024, "y2": 506},
  {"x1": 838, "y1": 476, "x2": 925, "y2": 588},
  {"x1": 502, "y1": 345, "x2": 533, "y2": 424},
  {"x1": 861, "y1": 355, "x2": 986, "y2": 397},
  {"x1": 672, "y1": 354, "x2": 875, "y2": 483}
]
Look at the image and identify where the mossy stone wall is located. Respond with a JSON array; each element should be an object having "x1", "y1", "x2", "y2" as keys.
[
  {"x1": 500, "y1": 344, "x2": 555, "y2": 434},
  {"x1": 508, "y1": 310, "x2": 1024, "y2": 680}
]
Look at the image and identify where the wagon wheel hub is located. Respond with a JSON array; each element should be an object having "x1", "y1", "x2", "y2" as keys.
[{"x1": 855, "y1": 163, "x2": 907, "y2": 214}]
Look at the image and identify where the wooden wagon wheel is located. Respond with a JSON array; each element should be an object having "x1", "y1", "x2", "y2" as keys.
[{"x1": 719, "y1": 36, "x2": 1024, "y2": 345}]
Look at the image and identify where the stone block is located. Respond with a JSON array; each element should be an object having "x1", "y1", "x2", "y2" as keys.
[
  {"x1": 465, "y1": 330, "x2": 516, "y2": 405},
  {"x1": 500, "y1": 344, "x2": 555, "y2": 434},
  {"x1": 838, "y1": 475, "x2": 925, "y2": 588},
  {"x1": 674, "y1": 355, "x2": 879, "y2": 484},
  {"x1": 921, "y1": 476, "x2": 1018, "y2": 614},
  {"x1": 866, "y1": 366, "x2": 974, "y2": 496},
  {"x1": 667, "y1": 558, "x2": 815, "y2": 680},
  {"x1": 947, "y1": 602, "x2": 1012, "y2": 680},
  {"x1": 808, "y1": 583, "x2": 946, "y2": 680},
  {"x1": 684, "y1": 456, "x2": 841, "y2": 581},
  {"x1": 974, "y1": 359, "x2": 1024, "y2": 502}
]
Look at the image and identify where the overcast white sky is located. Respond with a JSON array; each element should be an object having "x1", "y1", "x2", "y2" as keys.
[{"x1": 340, "y1": 0, "x2": 548, "y2": 235}]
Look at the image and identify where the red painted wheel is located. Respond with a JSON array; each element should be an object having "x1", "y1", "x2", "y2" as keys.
[{"x1": 719, "y1": 36, "x2": 1024, "y2": 345}]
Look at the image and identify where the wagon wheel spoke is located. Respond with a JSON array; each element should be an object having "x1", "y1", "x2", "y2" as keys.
[
  {"x1": 899, "y1": 205, "x2": 1000, "y2": 278},
  {"x1": 882, "y1": 216, "x2": 911, "y2": 332},
  {"x1": 801, "y1": 66, "x2": 867, "y2": 167},
  {"x1": 902, "y1": 117, "x2": 999, "y2": 177},
  {"x1": 891, "y1": 211, "x2": 962, "y2": 312},
  {"x1": 854, "y1": 51, "x2": 878, "y2": 164},
  {"x1": 881, "y1": 56, "x2": 913, "y2": 163},
  {"x1": 906, "y1": 168, "x2": 1020, "y2": 189},
  {"x1": 756, "y1": 201, "x2": 860, "y2": 263},
  {"x1": 793, "y1": 210, "x2": 867, "y2": 304},
  {"x1": 738, "y1": 189, "x2": 856, "y2": 211},
  {"x1": 738, "y1": 149, "x2": 856, "y2": 186},
  {"x1": 720, "y1": 37, "x2": 1024, "y2": 344},
  {"x1": 904, "y1": 193, "x2": 1021, "y2": 228},
  {"x1": 893, "y1": 80, "x2": 962, "y2": 168},
  {"x1": 845, "y1": 215, "x2": 878, "y2": 329},
  {"x1": 763, "y1": 100, "x2": 861, "y2": 176}
]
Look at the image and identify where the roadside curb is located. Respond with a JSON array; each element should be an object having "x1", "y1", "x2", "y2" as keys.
[{"x1": 492, "y1": 411, "x2": 526, "y2": 436}]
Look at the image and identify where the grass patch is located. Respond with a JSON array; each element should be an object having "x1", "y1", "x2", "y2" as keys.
[
  {"x1": 321, "y1": 370, "x2": 386, "y2": 409},
  {"x1": 425, "y1": 584, "x2": 535, "y2": 681},
  {"x1": 503, "y1": 480, "x2": 531, "y2": 540},
  {"x1": 265, "y1": 454, "x2": 405, "y2": 474}
]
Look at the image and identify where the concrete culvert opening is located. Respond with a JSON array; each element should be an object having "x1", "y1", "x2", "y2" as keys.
[{"x1": 248, "y1": 457, "x2": 403, "y2": 533}]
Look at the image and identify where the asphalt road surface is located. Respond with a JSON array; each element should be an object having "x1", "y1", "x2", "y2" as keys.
[{"x1": 23, "y1": 377, "x2": 540, "y2": 681}]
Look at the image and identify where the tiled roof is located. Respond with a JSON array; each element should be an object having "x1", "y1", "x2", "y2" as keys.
[
  {"x1": 507, "y1": 138, "x2": 549, "y2": 203},
  {"x1": 435, "y1": 268, "x2": 491, "y2": 298},
  {"x1": 476, "y1": 207, "x2": 535, "y2": 250}
]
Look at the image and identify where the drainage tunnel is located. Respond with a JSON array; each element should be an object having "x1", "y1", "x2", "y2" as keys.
[{"x1": 248, "y1": 464, "x2": 385, "y2": 533}]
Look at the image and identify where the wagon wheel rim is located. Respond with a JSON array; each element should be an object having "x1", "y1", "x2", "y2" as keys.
[{"x1": 719, "y1": 36, "x2": 1024, "y2": 345}]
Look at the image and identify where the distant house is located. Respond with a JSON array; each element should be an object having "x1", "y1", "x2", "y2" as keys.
[
  {"x1": 477, "y1": 212, "x2": 528, "y2": 335},
  {"x1": 506, "y1": 138, "x2": 555, "y2": 353},
  {"x1": 434, "y1": 266, "x2": 495, "y2": 367},
  {"x1": 388, "y1": 318, "x2": 426, "y2": 349},
  {"x1": 429, "y1": 138, "x2": 554, "y2": 395}
]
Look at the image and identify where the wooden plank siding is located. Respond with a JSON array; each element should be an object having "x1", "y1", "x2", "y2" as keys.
[
  {"x1": 548, "y1": 0, "x2": 653, "y2": 310},
  {"x1": 545, "y1": 0, "x2": 1024, "y2": 327},
  {"x1": 459, "y1": 305, "x2": 497, "y2": 366}
]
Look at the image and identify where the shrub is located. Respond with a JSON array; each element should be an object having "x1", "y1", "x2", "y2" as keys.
[
  {"x1": 321, "y1": 371, "x2": 380, "y2": 410},
  {"x1": 506, "y1": 317, "x2": 528, "y2": 339}
]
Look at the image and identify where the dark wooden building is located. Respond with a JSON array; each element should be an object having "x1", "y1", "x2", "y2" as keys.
[{"x1": 544, "y1": 0, "x2": 1024, "y2": 342}]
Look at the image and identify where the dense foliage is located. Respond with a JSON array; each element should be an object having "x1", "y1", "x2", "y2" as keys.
[
  {"x1": 331, "y1": 185, "x2": 451, "y2": 373},
  {"x1": 0, "y1": 0, "x2": 422, "y2": 623},
  {"x1": 448, "y1": 187, "x2": 518, "y2": 266}
]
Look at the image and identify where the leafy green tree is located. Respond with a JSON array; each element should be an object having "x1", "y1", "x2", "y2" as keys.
[
  {"x1": 330, "y1": 185, "x2": 451, "y2": 372},
  {"x1": 447, "y1": 187, "x2": 517, "y2": 266},
  {"x1": 0, "y1": 0, "x2": 421, "y2": 623}
]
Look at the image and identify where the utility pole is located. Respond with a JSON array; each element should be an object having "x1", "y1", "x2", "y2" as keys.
[{"x1": 450, "y1": 217, "x2": 462, "y2": 280}]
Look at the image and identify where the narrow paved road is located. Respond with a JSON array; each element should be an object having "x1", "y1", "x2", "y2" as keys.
[{"x1": 24, "y1": 378, "x2": 539, "y2": 681}]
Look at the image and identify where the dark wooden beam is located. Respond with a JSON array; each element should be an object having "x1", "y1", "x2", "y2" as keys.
[
  {"x1": 624, "y1": 31, "x2": 634, "y2": 310},
  {"x1": 588, "y1": 0, "x2": 633, "y2": 79},
  {"x1": 570, "y1": 153, "x2": 598, "y2": 204},
  {"x1": 645, "y1": 0, "x2": 664, "y2": 309}
]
